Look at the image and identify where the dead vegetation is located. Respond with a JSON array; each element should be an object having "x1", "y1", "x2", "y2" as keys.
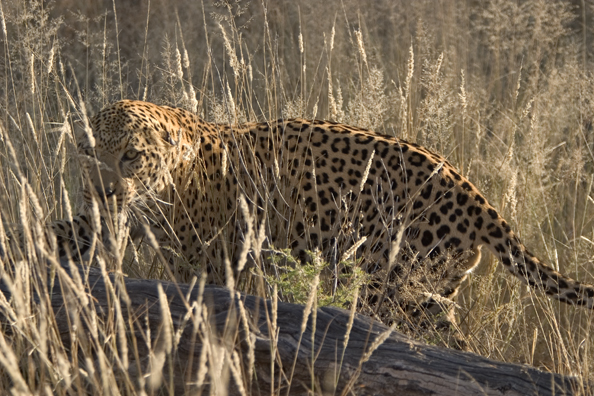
[{"x1": 0, "y1": 0, "x2": 594, "y2": 394}]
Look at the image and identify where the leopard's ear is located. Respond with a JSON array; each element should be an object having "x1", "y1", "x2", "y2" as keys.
[
  {"x1": 72, "y1": 114, "x2": 96, "y2": 149},
  {"x1": 161, "y1": 127, "x2": 181, "y2": 147}
]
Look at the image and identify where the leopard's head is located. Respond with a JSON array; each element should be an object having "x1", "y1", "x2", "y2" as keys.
[{"x1": 78, "y1": 100, "x2": 185, "y2": 216}]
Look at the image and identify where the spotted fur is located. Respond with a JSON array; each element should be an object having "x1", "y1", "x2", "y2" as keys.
[{"x1": 51, "y1": 100, "x2": 594, "y2": 314}]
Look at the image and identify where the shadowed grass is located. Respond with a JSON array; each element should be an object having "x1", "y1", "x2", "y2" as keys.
[{"x1": 0, "y1": 0, "x2": 593, "y2": 393}]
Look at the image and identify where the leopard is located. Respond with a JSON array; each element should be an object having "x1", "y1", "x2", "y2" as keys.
[{"x1": 35, "y1": 99, "x2": 594, "y2": 324}]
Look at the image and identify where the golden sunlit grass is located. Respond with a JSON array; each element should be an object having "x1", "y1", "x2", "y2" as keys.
[{"x1": 0, "y1": 0, "x2": 594, "y2": 394}]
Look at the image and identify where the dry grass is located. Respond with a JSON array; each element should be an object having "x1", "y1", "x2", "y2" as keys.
[{"x1": 1, "y1": 0, "x2": 594, "y2": 393}]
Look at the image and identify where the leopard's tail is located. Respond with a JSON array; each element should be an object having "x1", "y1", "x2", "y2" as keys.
[{"x1": 479, "y1": 208, "x2": 594, "y2": 309}]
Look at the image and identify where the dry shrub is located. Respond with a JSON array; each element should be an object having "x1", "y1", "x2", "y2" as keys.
[{"x1": 0, "y1": 0, "x2": 593, "y2": 393}]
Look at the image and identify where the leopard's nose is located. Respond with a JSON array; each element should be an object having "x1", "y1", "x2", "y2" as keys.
[{"x1": 96, "y1": 182, "x2": 116, "y2": 199}]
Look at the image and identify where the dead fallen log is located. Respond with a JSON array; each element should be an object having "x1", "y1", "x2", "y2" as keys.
[{"x1": 0, "y1": 262, "x2": 584, "y2": 396}]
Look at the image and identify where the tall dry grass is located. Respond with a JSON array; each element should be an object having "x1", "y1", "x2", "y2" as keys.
[{"x1": 0, "y1": 0, "x2": 593, "y2": 393}]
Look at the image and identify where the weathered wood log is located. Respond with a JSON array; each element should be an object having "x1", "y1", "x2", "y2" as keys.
[{"x1": 0, "y1": 262, "x2": 583, "y2": 395}]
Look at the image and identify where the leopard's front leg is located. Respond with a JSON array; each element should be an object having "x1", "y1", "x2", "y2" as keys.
[
  {"x1": 48, "y1": 214, "x2": 100, "y2": 261},
  {"x1": 4, "y1": 214, "x2": 119, "y2": 263}
]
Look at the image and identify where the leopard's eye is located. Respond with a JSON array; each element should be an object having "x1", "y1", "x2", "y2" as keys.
[
  {"x1": 122, "y1": 149, "x2": 141, "y2": 161},
  {"x1": 80, "y1": 147, "x2": 95, "y2": 156}
]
